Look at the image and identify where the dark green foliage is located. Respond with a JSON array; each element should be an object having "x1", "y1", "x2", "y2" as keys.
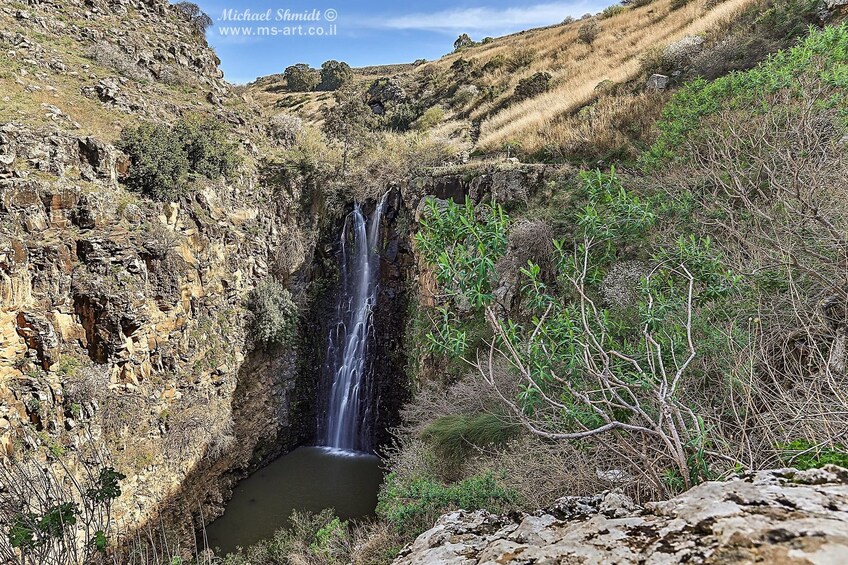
[
  {"x1": 578, "y1": 20, "x2": 601, "y2": 45},
  {"x1": 453, "y1": 33, "x2": 475, "y2": 52},
  {"x1": 643, "y1": 25, "x2": 848, "y2": 168},
  {"x1": 482, "y1": 54, "x2": 507, "y2": 73},
  {"x1": 248, "y1": 279, "x2": 298, "y2": 348},
  {"x1": 319, "y1": 60, "x2": 354, "y2": 91},
  {"x1": 377, "y1": 473, "x2": 516, "y2": 535},
  {"x1": 422, "y1": 413, "x2": 520, "y2": 463},
  {"x1": 173, "y1": 115, "x2": 242, "y2": 180},
  {"x1": 118, "y1": 116, "x2": 241, "y2": 201},
  {"x1": 514, "y1": 72, "x2": 552, "y2": 101},
  {"x1": 117, "y1": 122, "x2": 189, "y2": 201},
  {"x1": 284, "y1": 63, "x2": 321, "y2": 92},
  {"x1": 86, "y1": 467, "x2": 126, "y2": 504}
]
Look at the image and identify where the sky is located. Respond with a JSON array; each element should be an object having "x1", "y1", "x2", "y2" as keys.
[{"x1": 196, "y1": 0, "x2": 609, "y2": 84}]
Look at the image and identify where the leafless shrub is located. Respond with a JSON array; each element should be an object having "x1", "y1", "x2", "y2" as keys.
[
  {"x1": 268, "y1": 113, "x2": 304, "y2": 147},
  {"x1": 659, "y1": 83, "x2": 848, "y2": 472},
  {"x1": 163, "y1": 400, "x2": 234, "y2": 463},
  {"x1": 601, "y1": 260, "x2": 650, "y2": 309},
  {"x1": 89, "y1": 43, "x2": 150, "y2": 82},
  {"x1": 0, "y1": 428, "x2": 118, "y2": 565},
  {"x1": 350, "y1": 520, "x2": 404, "y2": 565},
  {"x1": 156, "y1": 65, "x2": 195, "y2": 87}
]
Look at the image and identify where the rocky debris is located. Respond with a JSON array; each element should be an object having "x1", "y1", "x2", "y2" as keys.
[
  {"x1": 395, "y1": 466, "x2": 848, "y2": 564},
  {"x1": 367, "y1": 77, "x2": 408, "y2": 112},
  {"x1": 647, "y1": 73, "x2": 669, "y2": 90}
]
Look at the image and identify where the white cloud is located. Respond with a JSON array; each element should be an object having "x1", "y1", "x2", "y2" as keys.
[{"x1": 356, "y1": 2, "x2": 599, "y2": 34}]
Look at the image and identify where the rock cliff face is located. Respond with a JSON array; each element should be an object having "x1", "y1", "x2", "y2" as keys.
[
  {"x1": 0, "y1": 119, "x2": 320, "y2": 529},
  {"x1": 394, "y1": 466, "x2": 848, "y2": 564},
  {"x1": 0, "y1": 0, "x2": 324, "y2": 535}
]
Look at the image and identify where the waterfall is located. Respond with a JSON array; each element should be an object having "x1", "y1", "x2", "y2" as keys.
[{"x1": 322, "y1": 196, "x2": 387, "y2": 451}]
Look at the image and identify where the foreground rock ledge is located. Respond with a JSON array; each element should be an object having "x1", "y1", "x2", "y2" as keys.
[{"x1": 394, "y1": 466, "x2": 848, "y2": 564}]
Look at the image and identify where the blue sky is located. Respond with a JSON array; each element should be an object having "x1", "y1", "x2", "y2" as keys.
[{"x1": 196, "y1": 0, "x2": 609, "y2": 84}]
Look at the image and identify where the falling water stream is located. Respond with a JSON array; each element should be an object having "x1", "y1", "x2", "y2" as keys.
[
  {"x1": 323, "y1": 197, "x2": 386, "y2": 451},
  {"x1": 205, "y1": 198, "x2": 387, "y2": 554}
]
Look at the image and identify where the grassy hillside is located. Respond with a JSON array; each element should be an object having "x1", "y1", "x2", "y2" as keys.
[{"x1": 244, "y1": 0, "x2": 822, "y2": 162}]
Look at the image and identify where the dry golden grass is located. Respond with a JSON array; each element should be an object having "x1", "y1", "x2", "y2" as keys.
[
  {"x1": 245, "y1": 0, "x2": 757, "y2": 158},
  {"x1": 428, "y1": 0, "x2": 757, "y2": 153}
]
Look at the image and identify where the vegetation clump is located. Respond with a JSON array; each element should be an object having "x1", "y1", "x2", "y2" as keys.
[
  {"x1": 118, "y1": 115, "x2": 241, "y2": 201},
  {"x1": 247, "y1": 279, "x2": 299, "y2": 348},
  {"x1": 514, "y1": 72, "x2": 552, "y2": 100},
  {"x1": 284, "y1": 63, "x2": 321, "y2": 92}
]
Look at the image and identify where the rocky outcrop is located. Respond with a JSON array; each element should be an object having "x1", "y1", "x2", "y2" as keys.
[
  {"x1": 0, "y1": 119, "x2": 321, "y2": 532},
  {"x1": 395, "y1": 466, "x2": 848, "y2": 564}
]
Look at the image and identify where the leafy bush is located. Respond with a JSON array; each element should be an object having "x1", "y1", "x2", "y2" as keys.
[
  {"x1": 319, "y1": 60, "x2": 353, "y2": 91},
  {"x1": 482, "y1": 54, "x2": 507, "y2": 73},
  {"x1": 284, "y1": 63, "x2": 321, "y2": 92},
  {"x1": 643, "y1": 24, "x2": 848, "y2": 168},
  {"x1": 172, "y1": 1, "x2": 213, "y2": 36},
  {"x1": 514, "y1": 72, "x2": 552, "y2": 100},
  {"x1": 118, "y1": 116, "x2": 241, "y2": 201},
  {"x1": 453, "y1": 33, "x2": 475, "y2": 51},
  {"x1": 780, "y1": 440, "x2": 848, "y2": 470},
  {"x1": 118, "y1": 123, "x2": 189, "y2": 201},
  {"x1": 413, "y1": 106, "x2": 445, "y2": 131},
  {"x1": 248, "y1": 279, "x2": 298, "y2": 348},
  {"x1": 173, "y1": 115, "x2": 241, "y2": 180},
  {"x1": 414, "y1": 197, "x2": 509, "y2": 310},
  {"x1": 377, "y1": 473, "x2": 516, "y2": 535},
  {"x1": 221, "y1": 509, "x2": 349, "y2": 565},
  {"x1": 383, "y1": 102, "x2": 423, "y2": 131}
]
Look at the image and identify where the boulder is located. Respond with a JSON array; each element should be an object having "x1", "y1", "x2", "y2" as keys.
[
  {"x1": 646, "y1": 73, "x2": 669, "y2": 90},
  {"x1": 395, "y1": 466, "x2": 848, "y2": 564}
]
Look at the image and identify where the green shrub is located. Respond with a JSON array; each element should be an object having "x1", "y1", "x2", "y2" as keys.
[
  {"x1": 377, "y1": 472, "x2": 516, "y2": 535},
  {"x1": 578, "y1": 19, "x2": 601, "y2": 45},
  {"x1": 118, "y1": 116, "x2": 241, "y2": 201},
  {"x1": 383, "y1": 102, "x2": 423, "y2": 131},
  {"x1": 413, "y1": 106, "x2": 445, "y2": 131},
  {"x1": 514, "y1": 72, "x2": 552, "y2": 100},
  {"x1": 221, "y1": 509, "x2": 348, "y2": 564},
  {"x1": 319, "y1": 60, "x2": 353, "y2": 91},
  {"x1": 779, "y1": 440, "x2": 848, "y2": 470},
  {"x1": 173, "y1": 115, "x2": 241, "y2": 180},
  {"x1": 248, "y1": 279, "x2": 298, "y2": 348},
  {"x1": 117, "y1": 123, "x2": 189, "y2": 201},
  {"x1": 284, "y1": 63, "x2": 321, "y2": 92},
  {"x1": 422, "y1": 413, "x2": 520, "y2": 463},
  {"x1": 642, "y1": 24, "x2": 848, "y2": 168},
  {"x1": 482, "y1": 54, "x2": 507, "y2": 73},
  {"x1": 601, "y1": 4, "x2": 628, "y2": 18}
]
